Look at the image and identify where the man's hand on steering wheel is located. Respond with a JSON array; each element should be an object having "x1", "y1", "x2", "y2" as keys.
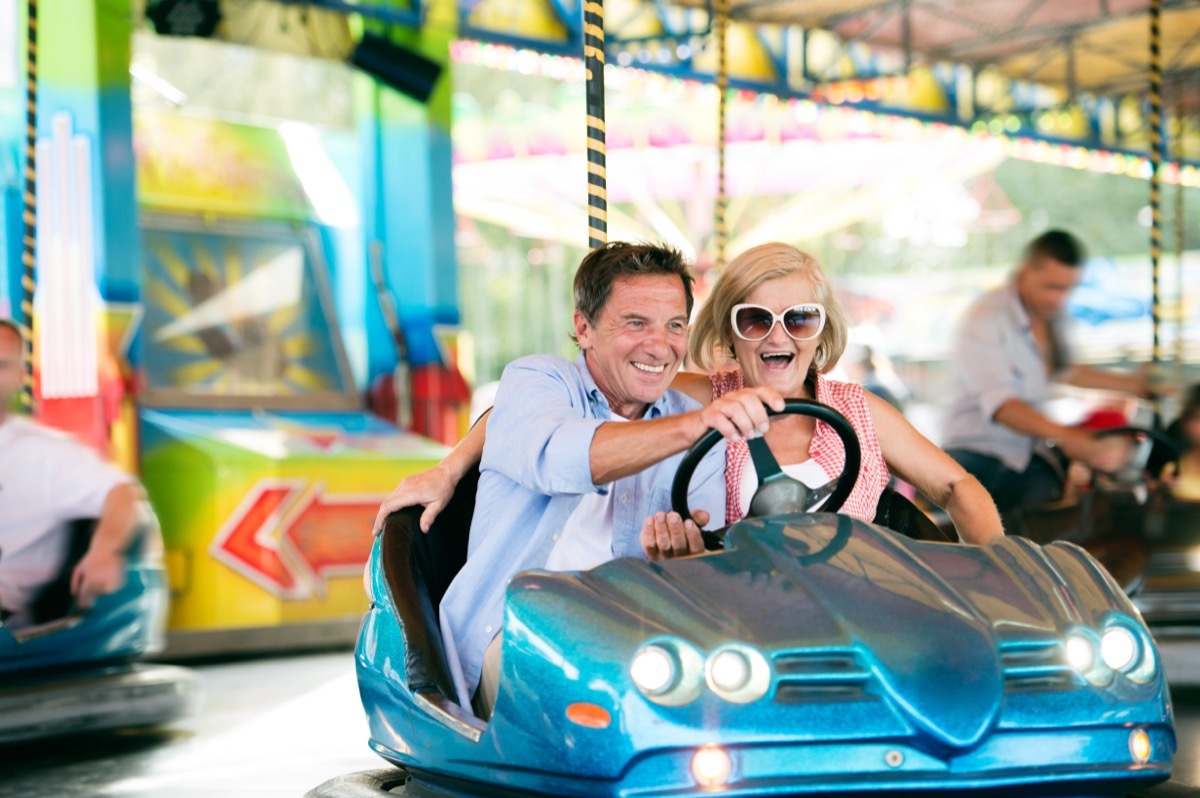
[
  {"x1": 671, "y1": 398, "x2": 864, "y2": 550},
  {"x1": 694, "y1": 386, "x2": 784, "y2": 441}
]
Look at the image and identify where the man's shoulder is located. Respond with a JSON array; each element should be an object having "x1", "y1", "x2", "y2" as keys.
[
  {"x1": 967, "y1": 283, "x2": 1011, "y2": 314},
  {"x1": 957, "y1": 284, "x2": 1019, "y2": 334},
  {"x1": 505, "y1": 353, "x2": 574, "y2": 372},
  {"x1": 0, "y1": 416, "x2": 78, "y2": 449},
  {"x1": 500, "y1": 354, "x2": 585, "y2": 387}
]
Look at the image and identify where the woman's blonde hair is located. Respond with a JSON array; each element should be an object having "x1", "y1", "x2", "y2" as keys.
[{"x1": 689, "y1": 243, "x2": 848, "y2": 374}]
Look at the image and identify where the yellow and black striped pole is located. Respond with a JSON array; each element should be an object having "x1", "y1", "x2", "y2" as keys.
[
  {"x1": 1174, "y1": 86, "x2": 1186, "y2": 372},
  {"x1": 583, "y1": 1, "x2": 607, "y2": 249},
  {"x1": 19, "y1": 0, "x2": 38, "y2": 413},
  {"x1": 714, "y1": 0, "x2": 729, "y2": 270},
  {"x1": 1148, "y1": 0, "x2": 1163, "y2": 424}
]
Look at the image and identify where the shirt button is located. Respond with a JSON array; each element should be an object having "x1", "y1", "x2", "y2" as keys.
[
  {"x1": 620, "y1": 495, "x2": 629, "y2": 504},
  {"x1": 485, "y1": 625, "x2": 493, "y2": 634},
  {"x1": 552, "y1": 534, "x2": 558, "y2": 541}
]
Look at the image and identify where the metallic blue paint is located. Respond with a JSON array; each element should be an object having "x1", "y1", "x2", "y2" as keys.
[{"x1": 357, "y1": 512, "x2": 1175, "y2": 796}]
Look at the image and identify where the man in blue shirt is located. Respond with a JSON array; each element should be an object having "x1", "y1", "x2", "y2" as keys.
[
  {"x1": 427, "y1": 243, "x2": 783, "y2": 714},
  {"x1": 943, "y1": 231, "x2": 1150, "y2": 512}
]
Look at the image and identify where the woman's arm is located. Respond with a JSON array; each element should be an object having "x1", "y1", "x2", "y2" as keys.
[
  {"x1": 865, "y1": 392, "x2": 1004, "y2": 544},
  {"x1": 372, "y1": 410, "x2": 489, "y2": 534},
  {"x1": 670, "y1": 370, "x2": 716, "y2": 405}
]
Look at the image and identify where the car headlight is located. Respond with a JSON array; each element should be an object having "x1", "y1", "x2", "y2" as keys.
[
  {"x1": 631, "y1": 645, "x2": 675, "y2": 695},
  {"x1": 705, "y1": 644, "x2": 770, "y2": 703},
  {"x1": 631, "y1": 640, "x2": 704, "y2": 705},
  {"x1": 1065, "y1": 633, "x2": 1095, "y2": 672},
  {"x1": 1101, "y1": 626, "x2": 1139, "y2": 672},
  {"x1": 708, "y1": 649, "x2": 750, "y2": 692},
  {"x1": 1066, "y1": 620, "x2": 1158, "y2": 687}
]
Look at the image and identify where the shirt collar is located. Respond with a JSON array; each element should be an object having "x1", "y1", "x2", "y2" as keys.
[
  {"x1": 1002, "y1": 278, "x2": 1033, "y2": 332},
  {"x1": 574, "y1": 351, "x2": 670, "y2": 420}
]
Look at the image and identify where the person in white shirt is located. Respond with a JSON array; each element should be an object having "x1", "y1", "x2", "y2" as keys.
[{"x1": 0, "y1": 318, "x2": 145, "y2": 631}]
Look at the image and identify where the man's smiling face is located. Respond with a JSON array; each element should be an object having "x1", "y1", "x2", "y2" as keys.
[{"x1": 574, "y1": 274, "x2": 689, "y2": 420}]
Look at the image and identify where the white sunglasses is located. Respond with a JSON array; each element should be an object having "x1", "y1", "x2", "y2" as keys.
[{"x1": 730, "y1": 303, "x2": 826, "y2": 342}]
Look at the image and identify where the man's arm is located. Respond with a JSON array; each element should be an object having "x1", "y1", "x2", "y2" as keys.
[
  {"x1": 589, "y1": 385, "x2": 783, "y2": 484},
  {"x1": 1062, "y1": 364, "x2": 1150, "y2": 397},
  {"x1": 70, "y1": 481, "x2": 145, "y2": 608},
  {"x1": 993, "y1": 398, "x2": 1125, "y2": 471}
]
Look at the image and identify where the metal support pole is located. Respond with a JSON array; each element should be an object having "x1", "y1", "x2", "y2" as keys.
[
  {"x1": 715, "y1": 0, "x2": 728, "y2": 270},
  {"x1": 20, "y1": 0, "x2": 38, "y2": 413},
  {"x1": 1175, "y1": 86, "x2": 1186, "y2": 374},
  {"x1": 584, "y1": 1, "x2": 607, "y2": 249},
  {"x1": 1148, "y1": 0, "x2": 1163, "y2": 426}
]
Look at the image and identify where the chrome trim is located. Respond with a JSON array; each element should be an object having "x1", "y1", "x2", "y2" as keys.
[{"x1": 414, "y1": 689, "x2": 486, "y2": 743}]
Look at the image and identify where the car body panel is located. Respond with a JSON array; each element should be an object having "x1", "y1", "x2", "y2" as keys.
[{"x1": 357, "y1": 512, "x2": 1174, "y2": 796}]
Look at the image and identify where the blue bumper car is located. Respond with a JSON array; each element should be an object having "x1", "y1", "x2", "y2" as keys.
[
  {"x1": 0, "y1": 512, "x2": 200, "y2": 743},
  {"x1": 319, "y1": 401, "x2": 1175, "y2": 797}
]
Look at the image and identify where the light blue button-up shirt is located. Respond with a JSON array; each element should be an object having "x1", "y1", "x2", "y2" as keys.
[
  {"x1": 943, "y1": 281, "x2": 1071, "y2": 471},
  {"x1": 438, "y1": 353, "x2": 727, "y2": 707}
]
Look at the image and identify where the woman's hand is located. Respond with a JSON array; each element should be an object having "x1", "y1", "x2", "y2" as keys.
[{"x1": 373, "y1": 465, "x2": 458, "y2": 535}]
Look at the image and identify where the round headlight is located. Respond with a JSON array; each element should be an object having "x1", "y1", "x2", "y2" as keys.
[
  {"x1": 631, "y1": 645, "x2": 676, "y2": 695},
  {"x1": 1065, "y1": 634, "x2": 1095, "y2": 672},
  {"x1": 704, "y1": 644, "x2": 770, "y2": 703},
  {"x1": 1101, "y1": 626, "x2": 1139, "y2": 672},
  {"x1": 691, "y1": 746, "x2": 732, "y2": 787},
  {"x1": 708, "y1": 649, "x2": 751, "y2": 692}
]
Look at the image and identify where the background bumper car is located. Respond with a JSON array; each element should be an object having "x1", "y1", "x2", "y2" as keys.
[{"x1": 0, "y1": 511, "x2": 200, "y2": 744}]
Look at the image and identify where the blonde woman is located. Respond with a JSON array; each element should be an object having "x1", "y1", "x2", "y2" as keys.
[{"x1": 664, "y1": 243, "x2": 1001, "y2": 544}]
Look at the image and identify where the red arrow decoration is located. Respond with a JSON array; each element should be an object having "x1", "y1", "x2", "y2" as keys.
[
  {"x1": 284, "y1": 488, "x2": 379, "y2": 593},
  {"x1": 210, "y1": 480, "x2": 380, "y2": 598}
]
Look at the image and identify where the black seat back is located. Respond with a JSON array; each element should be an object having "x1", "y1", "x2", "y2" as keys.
[
  {"x1": 380, "y1": 463, "x2": 479, "y2": 698},
  {"x1": 872, "y1": 486, "x2": 956, "y2": 542},
  {"x1": 27, "y1": 518, "x2": 96, "y2": 625},
  {"x1": 1145, "y1": 419, "x2": 1185, "y2": 478},
  {"x1": 25, "y1": 506, "x2": 161, "y2": 627}
]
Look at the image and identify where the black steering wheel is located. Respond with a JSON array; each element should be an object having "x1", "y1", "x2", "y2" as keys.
[
  {"x1": 1089, "y1": 425, "x2": 1185, "y2": 492},
  {"x1": 671, "y1": 399, "x2": 862, "y2": 547}
]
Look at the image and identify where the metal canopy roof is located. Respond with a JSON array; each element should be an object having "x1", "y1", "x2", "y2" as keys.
[{"x1": 684, "y1": 0, "x2": 1200, "y2": 98}]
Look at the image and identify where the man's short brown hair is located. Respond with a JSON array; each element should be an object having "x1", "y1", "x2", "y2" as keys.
[{"x1": 571, "y1": 242, "x2": 694, "y2": 344}]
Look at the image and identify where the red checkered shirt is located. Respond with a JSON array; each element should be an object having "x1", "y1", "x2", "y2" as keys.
[{"x1": 711, "y1": 369, "x2": 890, "y2": 523}]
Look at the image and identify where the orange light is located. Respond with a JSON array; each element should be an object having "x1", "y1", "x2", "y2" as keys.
[
  {"x1": 566, "y1": 702, "x2": 611, "y2": 729},
  {"x1": 1130, "y1": 729, "x2": 1152, "y2": 763}
]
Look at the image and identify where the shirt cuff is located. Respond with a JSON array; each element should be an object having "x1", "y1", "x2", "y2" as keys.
[{"x1": 542, "y1": 417, "x2": 609, "y2": 495}]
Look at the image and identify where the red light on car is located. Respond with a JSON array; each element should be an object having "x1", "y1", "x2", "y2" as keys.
[{"x1": 565, "y1": 702, "x2": 611, "y2": 729}]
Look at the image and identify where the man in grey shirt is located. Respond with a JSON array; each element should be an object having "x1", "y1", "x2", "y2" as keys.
[{"x1": 943, "y1": 230, "x2": 1149, "y2": 512}]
